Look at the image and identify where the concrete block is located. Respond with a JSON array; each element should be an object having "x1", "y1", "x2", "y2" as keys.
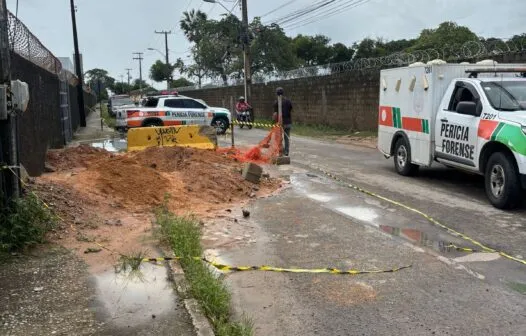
[
  {"x1": 242, "y1": 162, "x2": 262, "y2": 184},
  {"x1": 272, "y1": 156, "x2": 291, "y2": 165}
]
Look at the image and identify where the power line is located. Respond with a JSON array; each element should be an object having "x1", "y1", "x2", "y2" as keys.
[
  {"x1": 266, "y1": 0, "x2": 338, "y2": 26},
  {"x1": 283, "y1": 0, "x2": 372, "y2": 30},
  {"x1": 260, "y1": 0, "x2": 298, "y2": 18},
  {"x1": 230, "y1": 0, "x2": 240, "y2": 14}
]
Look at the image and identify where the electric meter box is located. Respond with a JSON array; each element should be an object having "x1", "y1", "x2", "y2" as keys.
[{"x1": 11, "y1": 79, "x2": 29, "y2": 113}]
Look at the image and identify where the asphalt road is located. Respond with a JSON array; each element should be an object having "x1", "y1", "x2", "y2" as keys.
[{"x1": 217, "y1": 128, "x2": 526, "y2": 335}]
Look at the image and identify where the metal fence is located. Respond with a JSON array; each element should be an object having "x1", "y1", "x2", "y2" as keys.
[
  {"x1": 7, "y1": 10, "x2": 62, "y2": 74},
  {"x1": 4, "y1": 10, "x2": 96, "y2": 175},
  {"x1": 177, "y1": 39, "x2": 526, "y2": 91}
]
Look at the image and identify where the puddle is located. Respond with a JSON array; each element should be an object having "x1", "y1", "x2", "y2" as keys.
[
  {"x1": 335, "y1": 206, "x2": 379, "y2": 225},
  {"x1": 89, "y1": 138, "x2": 127, "y2": 152},
  {"x1": 95, "y1": 262, "x2": 176, "y2": 327},
  {"x1": 307, "y1": 193, "x2": 333, "y2": 203},
  {"x1": 379, "y1": 224, "x2": 480, "y2": 256}
]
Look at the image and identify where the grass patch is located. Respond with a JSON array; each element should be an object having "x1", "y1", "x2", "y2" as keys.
[
  {"x1": 253, "y1": 118, "x2": 377, "y2": 138},
  {"x1": 100, "y1": 103, "x2": 116, "y2": 129},
  {"x1": 0, "y1": 193, "x2": 56, "y2": 252},
  {"x1": 156, "y1": 203, "x2": 252, "y2": 336}
]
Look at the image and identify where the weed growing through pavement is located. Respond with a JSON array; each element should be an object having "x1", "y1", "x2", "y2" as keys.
[
  {"x1": 155, "y1": 195, "x2": 253, "y2": 336},
  {"x1": 0, "y1": 193, "x2": 56, "y2": 252},
  {"x1": 115, "y1": 250, "x2": 148, "y2": 282}
]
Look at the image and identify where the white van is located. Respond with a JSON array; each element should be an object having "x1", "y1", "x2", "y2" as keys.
[{"x1": 378, "y1": 62, "x2": 526, "y2": 209}]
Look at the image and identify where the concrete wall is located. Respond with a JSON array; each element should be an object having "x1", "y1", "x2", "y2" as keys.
[
  {"x1": 180, "y1": 51, "x2": 526, "y2": 132},
  {"x1": 182, "y1": 70, "x2": 381, "y2": 131}
]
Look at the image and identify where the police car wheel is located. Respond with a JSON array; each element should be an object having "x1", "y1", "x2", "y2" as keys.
[
  {"x1": 485, "y1": 152, "x2": 521, "y2": 209},
  {"x1": 394, "y1": 137, "x2": 418, "y2": 176},
  {"x1": 212, "y1": 117, "x2": 229, "y2": 134},
  {"x1": 143, "y1": 120, "x2": 163, "y2": 127}
]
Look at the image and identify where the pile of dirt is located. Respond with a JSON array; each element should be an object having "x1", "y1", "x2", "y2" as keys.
[
  {"x1": 43, "y1": 145, "x2": 279, "y2": 212},
  {"x1": 91, "y1": 156, "x2": 171, "y2": 207},
  {"x1": 46, "y1": 146, "x2": 113, "y2": 171}
]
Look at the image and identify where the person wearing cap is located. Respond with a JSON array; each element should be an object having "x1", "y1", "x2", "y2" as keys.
[
  {"x1": 236, "y1": 96, "x2": 251, "y2": 113},
  {"x1": 273, "y1": 87, "x2": 293, "y2": 156}
]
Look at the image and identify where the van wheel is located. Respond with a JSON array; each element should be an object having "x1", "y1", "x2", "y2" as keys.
[
  {"x1": 394, "y1": 137, "x2": 419, "y2": 176},
  {"x1": 484, "y1": 152, "x2": 521, "y2": 209}
]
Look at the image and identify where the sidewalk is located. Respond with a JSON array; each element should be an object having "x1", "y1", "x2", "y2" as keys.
[
  {"x1": 0, "y1": 111, "x2": 196, "y2": 336},
  {"x1": 73, "y1": 106, "x2": 117, "y2": 142}
]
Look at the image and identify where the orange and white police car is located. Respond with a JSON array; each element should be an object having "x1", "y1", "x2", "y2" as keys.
[{"x1": 117, "y1": 95, "x2": 231, "y2": 134}]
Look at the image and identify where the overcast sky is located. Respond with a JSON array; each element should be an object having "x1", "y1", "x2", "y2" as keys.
[{"x1": 6, "y1": 0, "x2": 526, "y2": 89}]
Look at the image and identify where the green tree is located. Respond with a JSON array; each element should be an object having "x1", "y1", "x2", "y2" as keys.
[
  {"x1": 384, "y1": 39, "x2": 416, "y2": 54},
  {"x1": 112, "y1": 82, "x2": 132, "y2": 95},
  {"x1": 149, "y1": 60, "x2": 175, "y2": 83},
  {"x1": 509, "y1": 34, "x2": 526, "y2": 49},
  {"x1": 176, "y1": 54, "x2": 209, "y2": 88},
  {"x1": 411, "y1": 21, "x2": 479, "y2": 51},
  {"x1": 130, "y1": 79, "x2": 151, "y2": 92},
  {"x1": 170, "y1": 77, "x2": 194, "y2": 88},
  {"x1": 180, "y1": 9, "x2": 208, "y2": 43},
  {"x1": 352, "y1": 38, "x2": 388, "y2": 59},
  {"x1": 329, "y1": 43, "x2": 355, "y2": 63},
  {"x1": 292, "y1": 34, "x2": 332, "y2": 66},
  {"x1": 250, "y1": 21, "x2": 299, "y2": 74},
  {"x1": 85, "y1": 68, "x2": 115, "y2": 100}
]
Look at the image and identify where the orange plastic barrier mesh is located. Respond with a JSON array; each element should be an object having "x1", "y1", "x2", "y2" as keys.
[{"x1": 217, "y1": 126, "x2": 283, "y2": 163}]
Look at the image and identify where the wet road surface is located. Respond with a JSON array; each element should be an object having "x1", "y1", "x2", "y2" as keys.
[{"x1": 217, "y1": 129, "x2": 526, "y2": 335}]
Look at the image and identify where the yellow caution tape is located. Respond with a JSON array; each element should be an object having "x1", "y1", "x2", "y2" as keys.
[
  {"x1": 141, "y1": 257, "x2": 412, "y2": 275},
  {"x1": 315, "y1": 167, "x2": 526, "y2": 266},
  {"x1": 233, "y1": 121, "x2": 280, "y2": 128},
  {"x1": 4, "y1": 166, "x2": 411, "y2": 276},
  {"x1": 206, "y1": 259, "x2": 411, "y2": 274},
  {"x1": 445, "y1": 244, "x2": 481, "y2": 253}
]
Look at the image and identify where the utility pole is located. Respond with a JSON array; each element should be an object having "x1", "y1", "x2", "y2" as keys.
[
  {"x1": 125, "y1": 68, "x2": 132, "y2": 88},
  {"x1": 125, "y1": 68, "x2": 132, "y2": 95},
  {"x1": 132, "y1": 52, "x2": 143, "y2": 97},
  {"x1": 69, "y1": 0, "x2": 86, "y2": 127},
  {"x1": 241, "y1": 0, "x2": 251, "y2": 114},
  {"x1": 0, "y1": 0, "x2": 19, "y2": 200},
  {"x1": 155, "y1": 30, "x2": 172, "y2": 90}
]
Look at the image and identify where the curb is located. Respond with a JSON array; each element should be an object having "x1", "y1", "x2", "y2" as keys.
[{"x1": 157, "y1": 244, "x2": 215, "y2": 336}]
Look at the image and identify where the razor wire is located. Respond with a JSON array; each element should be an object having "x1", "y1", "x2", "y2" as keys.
[
  {"x1": 177, "y1": 39, "x2": 526, "y2": 91},
  {"x1": 7, "y1": 10, "x2": 62, "y2": 75}
]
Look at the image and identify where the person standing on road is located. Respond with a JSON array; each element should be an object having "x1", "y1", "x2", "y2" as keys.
[{"x1": 273, "y1": 87, "x2": 293, "y2": 156}]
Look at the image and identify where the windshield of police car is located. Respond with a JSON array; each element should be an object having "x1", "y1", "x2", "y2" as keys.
[
  {"x1": 112, "y1": 97, "x2": 134, "y2": 106},
  {"x1": 481, "y1": 81, "x2": 526, "y2": 111}
]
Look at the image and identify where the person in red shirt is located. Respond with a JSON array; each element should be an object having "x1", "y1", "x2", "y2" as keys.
[{"x1": 235, "y1": 96, "x2": 251, "y2": 113}]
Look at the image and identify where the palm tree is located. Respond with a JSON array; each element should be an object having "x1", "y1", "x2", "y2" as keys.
[{"x1": 180, "y1": 10, "x2": 208, "y2": 43}]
